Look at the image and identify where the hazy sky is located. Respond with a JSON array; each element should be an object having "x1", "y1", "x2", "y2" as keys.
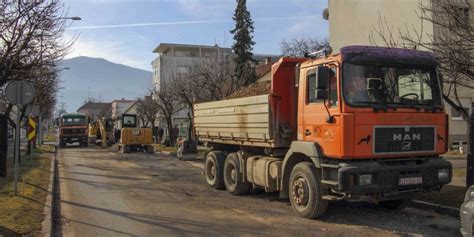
[{"x1": 63, "y1": 0, "x2": 329, "y2": 71}]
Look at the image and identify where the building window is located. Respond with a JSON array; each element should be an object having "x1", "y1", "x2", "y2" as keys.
[
  {"x1": 451, "y1": 107, "x2": 470, "y2": 120},
  {"x1": 451, "y1": 141, "x2": 468, "y2": 150},
  {"x1": 175, "y1": 50, "x2": 192, "y2": 57}
]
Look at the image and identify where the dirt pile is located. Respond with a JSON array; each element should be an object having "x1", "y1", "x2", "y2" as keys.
[{"x1": 226, "y1": 81, "x2": 271, "y2": 99}]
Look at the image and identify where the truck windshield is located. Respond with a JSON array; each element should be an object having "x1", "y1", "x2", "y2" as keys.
[
  {"x1": 343, "y1": 63, "x2": 442, "y2": 110},
  {"x1": 62, "y1": 117, "x2": 86, "y2": 126}
]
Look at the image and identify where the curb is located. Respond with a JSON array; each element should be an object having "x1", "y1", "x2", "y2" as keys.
[
  {"x1": 411, "y1": 200, "x2": 460, "y2": 218},
  {"x1": 443, "y1": 156, "x2": 467, "y2": 161},
  {"x1": 41, "y1": 145, "x2": 57, "y2": 237}
]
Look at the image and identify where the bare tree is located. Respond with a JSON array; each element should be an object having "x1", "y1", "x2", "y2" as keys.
[
  {"x1": 167, "y1": 59, "x2": 239, "y2": 141},
  {"x1": 136, "y1": 95, "x2": 159, "y2": 129},
  {"x1": 371, "y1": 0, "x2": 474, "y2": 186},
  {"x1": 281, "y1": 35, "x2": 329, "y2": 56},
  {"x1": 0, "y1": 0, "x2": 73, "y2": 126},
  {"x1": 152, "y1": 80, "x2": 182, "y2": 145}
]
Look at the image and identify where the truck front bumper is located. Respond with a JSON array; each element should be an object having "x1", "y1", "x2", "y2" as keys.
[
  {"x1": 61, "y1": 135, "x2": 88, "y2": 144},
  {"x1": 332, "y1": 157, "x2": 452, "y2": 201}
]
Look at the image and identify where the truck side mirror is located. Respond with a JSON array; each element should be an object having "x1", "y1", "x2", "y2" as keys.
[
  {"x1": 315, "y1": 89, "x2": 328, "y2": 100},
  {"x1": 316, "y1": 66, "x2": 329, "y2": 90},
  {"x1": 315, "y1": 66, "x2": 329, "y2": 100}
]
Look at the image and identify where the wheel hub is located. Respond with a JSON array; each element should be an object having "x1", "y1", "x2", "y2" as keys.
[
  {"x1": 292, "y1": 178, "x2": 308, "y2": 205},
  {"x1": 210, "y1": 163, "x2": 216, "y2": 177},
  {"x1": 231, "y1": 168, "x2": 237, "y2": 182}
]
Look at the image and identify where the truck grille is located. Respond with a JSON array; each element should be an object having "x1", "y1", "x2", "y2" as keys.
[
  {"x1": 373, "y1": 126, "x2": 435, "y2": 154},
  {"x1": 63, "y1": 129, "x2": 85, "y2": 135}
]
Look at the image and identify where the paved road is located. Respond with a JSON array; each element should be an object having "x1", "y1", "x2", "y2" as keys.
[{"x1": 57, "y1": 146, "x2": 461, "y2": 237}]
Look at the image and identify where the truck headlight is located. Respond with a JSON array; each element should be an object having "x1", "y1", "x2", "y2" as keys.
[
  {"x1": 438, "y1": 169, "x2": 449, "y2": 180},
  {"x1": 359, "y1": 174, "x2": 373, "y2": 186}
]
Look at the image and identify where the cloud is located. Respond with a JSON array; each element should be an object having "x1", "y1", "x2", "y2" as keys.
[
  {"x1": 68, "y1": 15, "x2": 320, "y2": 30},
  {"x1": 68, "y1": 19, "x2": 232, "y2": 30}
]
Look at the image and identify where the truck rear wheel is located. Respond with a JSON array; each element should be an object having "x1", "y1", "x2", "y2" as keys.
[
  {"x1": 223, "y1": 153, "x2": 250, "y2": 195},
  {"x1": 289, "y1": 162, "x2": 328, "y2": 219},
  {"x1": 205, "y1": 151, "x2": 225, "y2": 189}
]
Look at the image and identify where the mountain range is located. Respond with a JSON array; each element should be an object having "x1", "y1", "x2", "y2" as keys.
[{"x1": 58, "y1": 56, "x2": 153, "y2": 112}]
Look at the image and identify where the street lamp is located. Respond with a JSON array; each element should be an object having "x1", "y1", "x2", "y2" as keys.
[{"x1": 60, "y1": 16, "x2": 82, "y2": 21}]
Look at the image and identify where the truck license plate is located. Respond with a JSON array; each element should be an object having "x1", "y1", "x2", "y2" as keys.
[{"x1": 399, "y1": 177, "x2": 422, "y2": 185}]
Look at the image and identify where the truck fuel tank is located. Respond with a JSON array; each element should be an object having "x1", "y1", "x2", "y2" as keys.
[{"x1": 246, "y1": 156, "x2": 283, "y2": 192}]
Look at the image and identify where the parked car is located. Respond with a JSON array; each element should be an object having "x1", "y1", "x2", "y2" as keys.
[{"x1": 461, "y1": 185, "x2": 474, "y2": 236}]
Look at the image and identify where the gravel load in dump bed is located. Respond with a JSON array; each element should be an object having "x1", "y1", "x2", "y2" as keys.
[{"x1": 226, "y1": 81, "x2": 271, "y2": 99}]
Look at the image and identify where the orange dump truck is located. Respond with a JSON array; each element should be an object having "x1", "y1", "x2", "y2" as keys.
[
  {"x1": 194, "y1": 46, "x2": 452, "y2": 219},
  {"x1": 59, "y1": 113, "x2": 88, "y2": 148}
]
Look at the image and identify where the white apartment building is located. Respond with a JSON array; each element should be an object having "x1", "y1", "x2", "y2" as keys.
[{"x1": 151, "y1": 43, "x2": 233, "y2": 91}]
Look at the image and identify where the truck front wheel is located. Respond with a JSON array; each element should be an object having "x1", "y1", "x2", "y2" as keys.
[
  {"x1": 223, "y1": 153, "x2": 250, "y2": 195},
  {"x1": 289, "y1": 162, "x2": 328, "y2": 219},
  {"x1": 205, "y1": 151, "x2": 225, "y2": 189}
]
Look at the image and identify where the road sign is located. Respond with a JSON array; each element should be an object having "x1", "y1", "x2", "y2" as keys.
[
  {"x1": 28, "y1": 117, "x2": 36, "y2": 142},
  {"x1": 4, "y1": 81, "x2": 36, "y2": 195},
  {"x1": 4, "y1": 80, "x2": 36, "y2": 105}
]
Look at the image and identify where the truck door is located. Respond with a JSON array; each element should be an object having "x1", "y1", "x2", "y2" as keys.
[{"x1": 300, "y1": 64, "x2": 342, "y2": 157}]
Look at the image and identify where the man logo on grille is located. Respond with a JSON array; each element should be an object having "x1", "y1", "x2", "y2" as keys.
[
  {"x1": 402, "y1": 141, "x2": 412, "y2": 151},
  {"x1": 393, "y1": 133, "x2": 421, "y2": 141}
]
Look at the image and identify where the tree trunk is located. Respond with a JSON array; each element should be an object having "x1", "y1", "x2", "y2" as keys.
[
  {"x1": 466, "y1": 114, "x2": 474, "y2": 188},
  {"x1": 166, "y1": 116, "x2": 173, "y2": 146},
  {"x1": 0, "y1": 114, "x2": 7, "y2": 177},
  {"x1": 187, "y1": 111, "x2": 193, "y2": 141}
]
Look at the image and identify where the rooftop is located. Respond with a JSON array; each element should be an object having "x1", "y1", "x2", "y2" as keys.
[
  {"x1": 111, "y1": 99, "x2": 136, "y2": 103},
  {"x1": 76, "y1": 102, "x2": 111, "y2": 112},
  {"x1": 153, "y1": 43, "x2": 231, "y2": 54}
]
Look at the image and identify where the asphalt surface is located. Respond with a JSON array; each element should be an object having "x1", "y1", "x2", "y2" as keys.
[{"x1": 57, "y1": 145, "x2": 461, "y2": 237}]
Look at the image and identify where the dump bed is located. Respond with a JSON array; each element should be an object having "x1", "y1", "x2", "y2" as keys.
[
  {"x1": 194, "y1": 94, "x2": 278, "y2": 147},
  {"x1": 194, "y1": 57, "x2": 306, "y2": 148}
]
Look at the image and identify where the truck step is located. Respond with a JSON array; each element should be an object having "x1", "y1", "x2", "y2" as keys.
[
  {"x1": 321, "y1": 180, "x2": 338, "y2": 186},
  {"x1": 321, "y1": 163, "x2": 339, "y2": 169},
  {"x1": 322, "y1": 195, "x2": 344, "y2": 201}
]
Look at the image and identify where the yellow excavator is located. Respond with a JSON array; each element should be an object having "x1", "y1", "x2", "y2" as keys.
[
  {"x1": 88, "y1": 121, "x2": 98, "y2": 144},
  {"x1": 88, "y1": 117, "x2": 115, "y2": 148},
  {"x1": 118, "y1": 114, "x2": 154, "y2": 153}
]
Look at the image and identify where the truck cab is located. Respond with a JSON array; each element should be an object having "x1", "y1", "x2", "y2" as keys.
[
  {"x1": 284, "y1": 46, "x2": 452, "y2": 212},
  {"x1": 195, "y1": 45, "x2": 452, "y2": 219}
]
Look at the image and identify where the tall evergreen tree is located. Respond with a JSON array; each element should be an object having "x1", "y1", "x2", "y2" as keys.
[{"x1": 230, "y1": 0, "x2": 256, "y2": 86}]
